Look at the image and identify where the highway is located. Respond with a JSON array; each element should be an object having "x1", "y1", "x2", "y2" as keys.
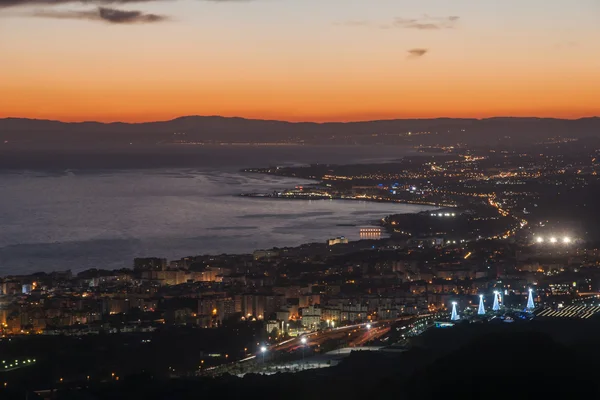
[
  {"x1": 202, "y1": 316, "x2": 421, "y2": 375},
  {"x1": 203, "y1": 322, "x2": 377, "y2": 372},
  {"x1": 270, "y1": 321, "x2": 382, "y2": 353},
  {"x1": 273, "y1": 315, "x2": 419, "y2": 352}
]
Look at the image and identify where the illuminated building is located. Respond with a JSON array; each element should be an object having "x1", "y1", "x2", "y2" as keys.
[
  {"x1": 327, "y1": 236, "x2": 349, "y2": 246},
  {"x1": 359, "y1": 228, "x2": 382, "y2": 233},
  {"x1": 360, "y1": 227, "x2": 382, "y2": 238},
  {"x1": 300, "y1": 304, "x2": 322, "y2": 329}
]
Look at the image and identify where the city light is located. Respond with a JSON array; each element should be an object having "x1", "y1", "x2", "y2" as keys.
[
  {"x1": 300, "y1": 337, "x2": 307, "y2": 363},
  {"x1": 477, "y1": 294, "x2": 485, "y2": 315},
  {"x1": 535, "y1": 235, "x2": 573, "y2": 245},
  {"x1": 260, "y1": 345, "x2": 267, "y2": 364},
  {"x1": 366, "y1": 323, "x2": 372, "y2": 330},
  {"x1": 527, "y1": 288, "x2": 535, "y2": 310},
  {"x1": 492, "y1": 291, "x2": 500, "y2": 311},
  {"x1": 450, "y1": 301, "x2": 460, "y2": 321}
]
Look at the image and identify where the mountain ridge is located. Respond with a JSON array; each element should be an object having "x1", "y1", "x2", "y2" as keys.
[
  {"x1": 2, "y1": 115, "x2": 598, "y2": 126},
  {"x1": 1, "y1": 115, "x2": 599, "y2": 146}
]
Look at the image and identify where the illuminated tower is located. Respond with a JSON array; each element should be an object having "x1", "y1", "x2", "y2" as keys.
[
  {"x1": 478, "y1": 294, "x2": 485, "y2": 315},
  {"x1": 451, "y1": 301, "x2": 460, "y2": 321},
  {"x1": 527, "y1": 288, "x2": 535, "y2": 310},
  {"x1": 492, "y1": 291, "x2": 500, "y2": 311}
]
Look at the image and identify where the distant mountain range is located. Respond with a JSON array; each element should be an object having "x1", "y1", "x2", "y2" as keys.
[{"x1": 1, "y1": 116, "x2": 599, "y2": 147}]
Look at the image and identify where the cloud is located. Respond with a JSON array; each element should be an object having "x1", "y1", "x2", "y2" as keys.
[
  {"x1": 407, "y1": 48, "x2": 428, "y2": 58},
  {"x1": 390, "y1": 15, "x2": 459, "y2": 30},
  {"x1": 0, "y1": 0, "x2": 243, "y2": 24},
  {"x1": 1, "y1": 0, "x2": 167, "y2": 25},
  {"x1": 338, "y1": 15, "x2": 460, "y2": 30},
  {"x1": 31, "y1": 6, "x2": 167, "y2": 23},
  {"x1": 0, "y1": 0, "x2": 156, "y2": 7}
]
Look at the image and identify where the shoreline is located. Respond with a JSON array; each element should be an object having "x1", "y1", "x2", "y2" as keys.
[
  {"x1": 239, "y1": 168, "x2": 453, "y2": 209},
  {"x1": 0, "y1": 199, "x2": 434, "y2": 279},
  {"x1": 239, "y1": 192, "x2": 449, "y2": 209},
  {"x1": 0, "y1": 235, "x2": 397, "y2": 279}
]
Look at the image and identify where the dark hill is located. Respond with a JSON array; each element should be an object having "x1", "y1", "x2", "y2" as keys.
[{"x1": 1, "y1": 116, "x2": 599, "y2": 147}]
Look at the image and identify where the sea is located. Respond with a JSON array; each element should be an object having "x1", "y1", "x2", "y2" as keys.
[{"x1": 0, "y1": 145, "x2": 435, "y2": 275}]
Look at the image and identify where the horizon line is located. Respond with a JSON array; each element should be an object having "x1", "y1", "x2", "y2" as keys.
[{"x1": 2, "y1": 114, "x2": 599, "y2": 125}]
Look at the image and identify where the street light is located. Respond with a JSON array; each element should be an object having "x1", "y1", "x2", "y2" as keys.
[
  {"x1": 300, "y1": 336, "x2": 307, "y2": 365},
  {"x1": 536, "y1": 236, "x2": 544, "y2": 243},
  {"x1": 366, "y1": 323, "x2": 372, "y2": 330},
  {"x1": 563, "y1": 237, "x2": 571, "y2": 244},
  {"x1": 550, "y1": 237, "x2": 558, "y2": 243},
  {"x1": 260, "y1": 346, "x2": 267, "y2": 364}
]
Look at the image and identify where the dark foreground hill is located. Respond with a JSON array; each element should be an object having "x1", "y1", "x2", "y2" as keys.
[{"x1": 4, "y1": 319, "x2": 599, "y2": 400}]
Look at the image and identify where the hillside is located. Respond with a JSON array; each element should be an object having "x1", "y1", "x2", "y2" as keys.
[{"x1": 1, "y1": 116, "x2": 599, "y2": 147}]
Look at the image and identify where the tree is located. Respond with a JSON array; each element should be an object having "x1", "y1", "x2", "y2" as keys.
[{"x1": 269, "y1": 327, "x2": 279, "y2": 341}]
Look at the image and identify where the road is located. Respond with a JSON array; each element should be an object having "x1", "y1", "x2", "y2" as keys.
[
  {"x1": 271, "y1": 322, "x2": 380, "y2": 353},
  {"x1": 349, "y1": 325, "x2": 390, "y2": 347},
  {"x1": 271, "y1": 316, "x2": 417, "y2": 353},
  {"x1": 202, "y1": 316, "x2": 420, "y2": 375}
]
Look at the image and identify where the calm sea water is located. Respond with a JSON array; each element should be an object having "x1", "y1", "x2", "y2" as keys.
[{"x1": 0, "y1": 145, "x2": 433, "y2": 274}]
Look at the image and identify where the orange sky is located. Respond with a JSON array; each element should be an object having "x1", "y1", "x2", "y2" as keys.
[{"x1": 1, "y1": 0, "x2": 599, "y2": 122}]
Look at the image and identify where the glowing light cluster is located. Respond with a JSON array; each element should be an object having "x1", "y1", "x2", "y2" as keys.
[{"x1": 534, "y1": 236, "x2": 572, "y2": 244}]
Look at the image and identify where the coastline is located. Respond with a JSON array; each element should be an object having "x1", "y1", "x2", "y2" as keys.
[
  {"x1": 239, "y1": 168, "x2": 453, "y2": 209},
  {"x1": 239, "y1": 192, "x2": 448, "y2": 208}
]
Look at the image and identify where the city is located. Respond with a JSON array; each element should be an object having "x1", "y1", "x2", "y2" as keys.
[
  {"x1": 2, "y1": 136, "x2": 600, "y2": 396},
  {"x1": 2, "y1": 0, "x2": 600, "y2": 398}
]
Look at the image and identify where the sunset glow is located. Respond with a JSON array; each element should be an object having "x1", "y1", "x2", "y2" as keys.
[{"x1": 1, "y1": 0, "x2": 599, "y2": 122}]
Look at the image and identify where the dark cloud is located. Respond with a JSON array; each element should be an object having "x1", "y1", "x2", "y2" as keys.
[
  {"x1": 0, "y1": 0, "x2": 156, "y2": 8},
  {"x1": 407, "y1": 48, "x2": 428, "y2": 58},
  {"x1": 0, "y1": 0, "x2": 239, "y2": 25},
  {"x1": 32, "y1": 6, "x2": 167, "y2": 23}
]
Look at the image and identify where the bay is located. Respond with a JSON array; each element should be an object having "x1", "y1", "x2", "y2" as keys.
[{"x1": 0, "y1": 145, "x2": 433, "y2": 274}]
